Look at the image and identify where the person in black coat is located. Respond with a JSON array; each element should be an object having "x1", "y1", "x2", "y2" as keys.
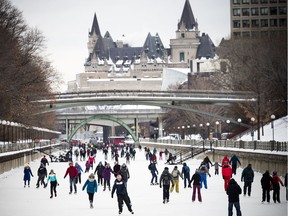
[
  {"x1": 241, "y1": 164, "x2": 254, "y2": 196},
  {"x1": 226, "y1": 178, "x2": 242, "y2": 216},
  {"x1": 189, "y1": 169, "x2": 202, "y2": 202},
  {"x1": 111, "y1": 173, "x2": 134, "y2": 215},
  {"x1": 36, "y1": 163, "x2": 47, "y2": 188},
  {"x1": 159, "y1": 167, "x2": 174, "y2": 204},
  {"x1": 260, "y1": 170, "x2": 273, "y2": 203},
  {"x1": 94, "y1": 161, "x2": 104, "y2": 186}
]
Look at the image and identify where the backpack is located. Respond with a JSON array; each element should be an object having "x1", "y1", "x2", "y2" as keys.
[{"x1": 172, "y1": 169, "x2": 178, "y2": 177}]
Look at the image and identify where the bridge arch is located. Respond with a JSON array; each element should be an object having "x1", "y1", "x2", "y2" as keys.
[{"x1": 67, "y1": 114, "x2": 137, "y2": 144}]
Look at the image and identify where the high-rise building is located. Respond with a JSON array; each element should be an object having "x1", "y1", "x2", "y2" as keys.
[{"x1": 230, "y1": 0, "x2": 287, "y2": 38}]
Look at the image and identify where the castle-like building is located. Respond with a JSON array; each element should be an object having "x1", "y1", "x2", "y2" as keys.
[{"x1": 67, "y1": 0, "x2": 219, "y2": 92}]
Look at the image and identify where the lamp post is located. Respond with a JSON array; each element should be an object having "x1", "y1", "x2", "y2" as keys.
[
  {"x1": 199, "y1": 124, "x2": 203, "y2": 139},
  {"x1": 251, "y1": 117, "x2": 255, "y2": 141},
  {"x1": 237, "y1": 118, "x2": 242, "y2": 140},
  {"x1": 182, "y1": 125, "x2": 185, "y2": 139},
  {"x1": 187, "y1": 125, "x2": 190, "y2": 139},
  {"x1": 226, "y1": 120, "x2": 230, "y2": 139},
  {"x1": 271, "y1": 114, "x2": 275, "y2": 141},
  {"x1": 215, "y1": 121, "x2": 219, "y2": 140},
  {"x1": 206, "y1": 122, "x2": 210, "y2": 140}
]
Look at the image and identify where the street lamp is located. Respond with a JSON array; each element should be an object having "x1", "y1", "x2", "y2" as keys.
[
  {"x1": 226, "y1": 120, "x2": 230, "y2": 139},
  {"x1": 215, "y1": 121, "x2": 220, "y2": 140},
  {"x1": 199, "y1": 124, "x2": 203, "y2": 139},
  {"x1": 206, "y1": 122, "x2": 210, "y2": 140},
  {"x1": 237, "y1": 118, "x2": 242, "y2": 140},
  {"x1": 271, "y1": 114, "x2": 275, "y2": 141},
  {"x1": 251, "y1": 117, "x2": 255, "y2": 141},
  {"x1": 182, "y1": 125, "x2": 185, "y2": 139},
  {"x1": 187, "y1": 125, "x2": 190, "y2": 139}
]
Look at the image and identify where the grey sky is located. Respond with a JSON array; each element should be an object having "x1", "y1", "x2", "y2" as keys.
[{"x1": 10, "y1": 0, "x2": 230, "y2": 91}]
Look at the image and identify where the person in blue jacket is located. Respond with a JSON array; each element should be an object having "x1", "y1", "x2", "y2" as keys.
[
  {"x1": 148, "y1": 161, "x2": 159, "y2": 185},
  {"x1": 229, "y1": 155, "x2": 241, "y2": 175},
  {"x1": 82, "y1": 173, "x2": 98, "y2": 208},
  {"x1": 75, "y1": 162, "x2": 83, "y2": 184},
  {"x1": 23, "y1": 163, "x2": 34, "y2": 187},
  {"x1": 47, "y1": 169, "x2": 58, "y2": 198}
]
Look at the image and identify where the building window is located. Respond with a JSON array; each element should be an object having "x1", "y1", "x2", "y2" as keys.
[
  {"x1": 279, "y1": 6, "x2": 287, "y2": 15},
  {"x1": 251, "y1": 8, "x2": 259, "y2": 15},
  {"x1": 242, "y1": 8, "x2": 250, "y2": 16},
  {"x1": 242, "y1": 20, "x2": 250, "y2": 27},
  {"x1": 233, "y1": 9, "x2": 241, "y2": 16},
  {"x1": 179, "y1": 52, "x2": 185, "y2": 62},
  {"x1": 233, "y1": 20, "x2": 241, "y2": 28},
  {"x1": 270, "y1": 19, "x2": 278, "y2": 27},
  {"x1": 261, "y1": 19, "x2": 269, "y2": 27},
  {"x1": 270, "y1": 7, "x2": 278, "y2": 15},
  {"x1": 260, "y1": 0, "x2": 268, "y2": 3},
  {"x1": 251, "y1": 0, "x2": 259, "y2": 3},
  {"x1": 279, "y1": 18, "x2": 287, "y2": 26},
  {"x1": 252, "y1": 19, "x2": 260, "y2": 27},
  {"x1": 233, "y1": 0, "x2": 241, "y2": 4},
  {"x1": 260, "y1": 7, "x2": 269, "y2": 15},
  {"x1": 242, "y1": 0, "x2": 250, "y2": 3}
]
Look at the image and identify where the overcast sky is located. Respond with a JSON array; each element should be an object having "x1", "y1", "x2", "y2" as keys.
[{"x1": 10, "y1": 0, "x2": 230, "y2": 91}]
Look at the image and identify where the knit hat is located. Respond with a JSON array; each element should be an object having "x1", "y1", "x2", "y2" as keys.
[{"x1": 164, "y1": 167, "x2": 169, "y2": 170}]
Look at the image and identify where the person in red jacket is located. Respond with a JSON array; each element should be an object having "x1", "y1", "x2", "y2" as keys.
[
  {"x1": 64, "y1": 161, "x2": 78, "y2": 194},
  {"x1": 271, "y1": 171, "x2": 284, "y2": 203},
  {"x1": 222, "y1": 163, "x2": 233, "y2": 191},
  {"x1": 222, "y1": 155, "x2": 230, "y2": 166}
]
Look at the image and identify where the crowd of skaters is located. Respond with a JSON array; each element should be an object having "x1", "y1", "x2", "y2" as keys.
[{"x1": 22, "y1": 143, "x2": 287, "y2": 215}]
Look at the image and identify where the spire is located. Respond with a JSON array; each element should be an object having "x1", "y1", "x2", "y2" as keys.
[
  {"x1": 90, "y1": 13, "x2": 101, "y2": 36},
  {"x1": 178, "y1": 0, "x2": 196, "y2": 31}
]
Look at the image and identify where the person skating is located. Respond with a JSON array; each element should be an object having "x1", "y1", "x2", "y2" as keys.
[
  {"x1": 170, "y1": 166, "x2": 183, "y2": 193},
  {"x1": 148, "y1": 161, "x2": 158, "y2": 185},
  {"x1": 102, "y1": 162, "x2": 114, "y2": 191},
  {"x1": 212, "y1": 161, "x2": 221, "y2": 175},
  {"x1": 222, "y1": 162, "x2": 233, "y2": 191},
  {"x1": 260, "y1": 170, "x2": 273, "y2": 203},
  {"x1": 226, "y1": 178, "x2": 242, "y2": 216},
  {"x1": 82, "y1": 173, "x2": 98, "y2": 208},
  {"x1": 119, "y1": 163, "x2": 130, "y2": 187},
  {"x1": 94, "y1": 161, "x2": 104, "y2": 186},
  {"x1": 46, "y1": 169, "x2": 58, "y2": 198},
  {"x1": 241, "y1": 164, "x2": 254, "y2": 196},
  {"x1": 229, "y1": 154, "x2": 241, "y2": 175},
  {"x1": 181, "y1": 162, "x2": 191, "y2": 188},
  {"x1": 198, "y1": 162, "x2": 211, "y2": 189},
  {"x1": 189, "y1": 169, "x2": 202, "y2": 202},
  {"x1": 75, "y1": 162, "x2": 83, "y2": 184},
  {"x1": 111, "y1": 173, "x2": 134, "y2": 215},
  {"x1": 64, "y1": 161, "x2": 78, "y2": 194},
  {"x1": 23, "y1": 163, "x2": 33, "y2": 187},
  {"x1": 40, "y1": 155, "x2": 49, "y2": 167},
  {"x1": 36, "y1": 163, "x2": 47, "y2": 188},
  {"x1": 159, "y1": 167, "x2": 174, "y2": 204},
  {"x1": 271, "y1": 171, "x2": 284, "y2": 203}
]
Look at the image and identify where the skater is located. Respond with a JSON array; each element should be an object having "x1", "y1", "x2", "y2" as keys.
[
  {"x1": 23, "y1": 163, "x2": 33, "y2": 187},
  {"x1": 40, "y1": 155, "x2": 49, "y2": 167},
  {"x1": 64, "y1": 161, "x2": 78, "y2": 194},
  {"x1": 241, "y1": 164, "x2": 254, "y2": 196},
  {"x1": 148, "y1": 161, "x2": 159, "y2": 185},
  {"x1": 47, "y1": 169, "x2": 58, "y2": 198},
  {"x1": 159, "y1": 167, "x2": 174, "y2": 204},
  {"x1": 94, "y1": 161, "x2": 104, "y2": 186},
  {"x1": 113, "y1": 161, "x2": 121, "y2": 177},
  {"x1": 260, "y1": 170, "x2": 273, "y2": 203},
  {"x1": 198, "y1": 162, "x2": 211, "y2": 189},
  {"x1": 119, "y1": 163, "x2": 130, "y2": 187},
  {"x1": 222, "y1": 163, "x2": 233, "y2": 191},
  {"x1": 85, "y1": 160, "x2": 91, "y2": 173},
  {"x1": 111, "y1": 173, "x2": 134, "y2": 215},
  {"x1": 88, "y1": 154, "x2": 95, "y2": 170},
  {"x1": 189, "y1": 169, "x2": 202, "y2": 202},
  {"x1": 102, "y1": 162, "x2": 114, "y2": 191},
  {"x1": 181, "y1": 162, "x2": 191, "y2": 188},
  {"x1": 271, "y1": 171, "x2": 284, "y2": 203},
  {"x1": 212, "y1": 161, "x2": 221, "y2": 175},
  {"x1": 170, "y1": 166, "x2": 183, "y2": 193},
  {"x1": 229, "y1": 154, "x2": 241, "y2": 175},
  {"x1": 222, "y1": 155, "x2": 230, "y2": 166},
  {"x1": 82, "y1": 173, "x2": 98, "y2": 208},
  {"x1": 202, "y1": 156, "x2": 213, "y2": 171},
  {"x1": 75, "y1": 162, "x2": 83, "y2": 184},
  {"x1": 226, "y1": 178, "x2": 242, "y2": 216},
  {"x1": 36, "y1": 163, "x2": 47, "y2": 188}
]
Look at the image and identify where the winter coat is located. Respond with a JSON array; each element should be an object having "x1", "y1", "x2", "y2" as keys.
[
  {"x1": 82, "y1": 179, "x2": 98, "y2": 194},
  {"x1": 261, "y1": 171, "x2": 273, "y2": 190},
  {"x1": 37, "y1": 165, "x2": 47, "y2": 177},
  {"x1": 229, "y1": 155, "x2": 241, "y2": 166},
  {"x1": 241, "y1": 165, "x2": 254, "y2": 182},
  {"x1": 64, "y1": 166, "x2": 78, "y2": 178},
  {"x1": 47, "y1": 173, "x2": 58, "y2": 183},
  {"x1": 222, "y1": 164, "x2": 232, "y2": 178},
  {"x1": 226, "y1": 179, "x2": 242, "y2": 202},
  {"x1": 222, "y1": 156, "x2": 230, "y2": 166},
  {"x1": 171, "y1": 168, "x2": 182, "y2": 180},
  {"x1": 75, "y1": 162, "x2": 83, "y2": 174},
  {"x1": 88, "y1": 156, "x2": 95, "y2": 163},
  {"x1": 199, "y1": 164, "x2": 210, "y2": 177},
  {"x1": 203, "y1": 157, "x2": 213, "y2": 169},
  {"x1": 189, "y1": 171, "x2": 201, "y2": 185},
  {"x1": 111, "y1": 179, "x2": 128, "y2": 197},
  {"x1": 113, "y1": 164, "x2": 121, "y2": 176},
  {"x1": 23, "y1": 166, "x2": 33, "y2": 181},
  {"x1": 149, "y1": 163, "x2": 158, "y2": 174},
  {"x1": 181, "y1": 163, "x2": 190, "y2": 177},
  {"x1": 120, "y1": 167, "x2": 130, "y2": 182},
  {"x1": 272, "y1": 175, "x2": 284, "y2": 190},
  {"x1": 40, "y1": 157, "x2": 49, "y2": 166},
  {"x1": 94, "y1": 163, "x2": 104, "y2": 176},
  {"x1": 102, "y1": 167, "x2": 113, "y2": 180},
  {"x1": 159, "y1": 170, "x2": 174, "y2": 186}
]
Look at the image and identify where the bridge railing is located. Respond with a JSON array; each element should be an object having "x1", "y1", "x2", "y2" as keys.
[{"x1": 146, "y1": 139, "x2": 287, "y2": 152}]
